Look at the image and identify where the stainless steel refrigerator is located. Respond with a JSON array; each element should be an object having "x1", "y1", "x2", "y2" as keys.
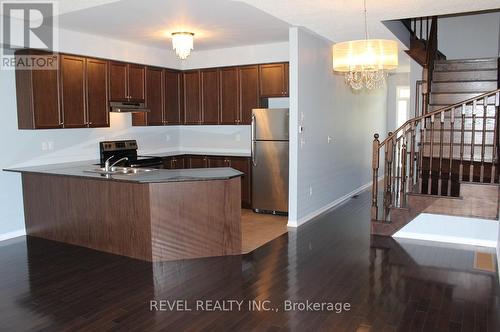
[{"x1": 251, "y1": 108, "x2": 289, "y2": 214}]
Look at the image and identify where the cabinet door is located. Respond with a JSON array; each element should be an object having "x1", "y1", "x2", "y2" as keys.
[
  {"x1": 30, "y1": 68, "x2": 62, "y2": 128},
  {"x1": 109, "y1": 61, "x2": 128, "y2": 101},
  {"x1": 145, "y1": 66, "x2": 164, "y2": 125},
  {"x1": 171, "y1": 156, "x2": 186, "y2": 169},
  {"x1": 229, "y1": 157, "x2": 252, "y2": 208},
  {"x1": 86, "y1": 58, "x2": 109, "y2": 127},
  {"x1": 183, "y1": 71, "x2": 201, "y2": 124},
  {"x1": 238, "y1": 65, "x2": 259, "y2": 125},
  {"x1": 208, "y1": 156, "x2": 230, "y2": 168},
  {"x1": 259, "y1": 63, "x2": 286, "y2": 97},
  {"x1": 200, "y1": 69, "x2": 219, "y2": 124},
  {"x1": 60, "y1": 54, "x2": 86, "y2": 128},
  {"x1": 283, "y1": 62, "x2": 289, "y2": 96},
  {"x1": 188, "y1": 155, "x2": 208, "y2": 168},
  {"x1": 128, "y1": 64, "x2": 146, "y2": 101},
  {"x1": 164, "y1": 70, "x2": 183, "y2": 125},
  {"x1": 219, "y1": 67, "x2": 239, "y2": 124}
]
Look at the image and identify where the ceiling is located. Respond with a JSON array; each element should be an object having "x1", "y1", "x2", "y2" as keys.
[{"x1": 55, "y1": 0, "x2": 290, "y2": 51}]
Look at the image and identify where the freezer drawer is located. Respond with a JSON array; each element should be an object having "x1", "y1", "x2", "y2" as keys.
[
  {"x1": 251, "y1": 141, "x2": 289, "y2": 213},
  {"x1": 252, "y1": 108, "x2": 289, "y2": 141}
]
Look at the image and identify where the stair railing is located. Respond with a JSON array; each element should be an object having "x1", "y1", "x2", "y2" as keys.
[{"x1": 372, "y1": 89, "x2": 500, "y2": 222}]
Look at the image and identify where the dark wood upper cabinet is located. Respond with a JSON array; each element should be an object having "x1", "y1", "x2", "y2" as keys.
[
  {"x1": 60, "y1": 54, "x2": 87, "y2": 128},
  {"x1": 109, "y1": 62, "x2": 145, "y2": 102},
  {"x1": 183, "y1": 70, "x2": 201, "y2": 125},
  {"x1": 200, "y1": 69, "x2": 220, "y2": 124},
  {"x1": 164, "y1": 70, "x2": 183, "y2": 125},
  {"x1": 144, "y1": 66, "x2": 164, "y2": 126},
  {"x1": 238, "y1": 65, "x2": 259, "y2": 125},
  {"x1": 283, "y1": 62, "x2": 289, "y2": 96},
  {"x1": 128, "y1": 64, "x2": 146, "y2": 101},
  {"x1": 259, "y1": 63, "x2": 288, "y2": 97},
  {"x1": 219, "y1": 67, "x2": 239, "y2": 125},
  {"x1": 86, "y1": 58, "x2": 109, "y2": 128},
  {"x1": 109, "y1": 61, "x2": 128, "y2": 101}
]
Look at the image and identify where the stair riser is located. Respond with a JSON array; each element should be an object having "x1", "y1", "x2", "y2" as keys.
[
  {"x1": 433, "y1": 70, "x2": 498, "y2": 82},
  {"x1": 432, "y1": 81, "x2": 497, "y2": 93},
  {"x1": 435, "y1": 61, "x2": 498, "y2": 71},
  {"x1": 430, "y1": 93, "x2": 496, "y2": 105}
]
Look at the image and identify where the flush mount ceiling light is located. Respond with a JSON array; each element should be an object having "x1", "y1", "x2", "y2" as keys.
[
  {"x1": 332, "y1": 0, "x2": 398, "y2": 90},
  {"x1": 171, "y1": 32, "x2": 195, "y2": 60}
]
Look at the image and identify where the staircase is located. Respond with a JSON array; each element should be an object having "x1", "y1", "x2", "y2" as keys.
[{"x1": 371, "y1": 16, "x2": 500, "y2": 236}]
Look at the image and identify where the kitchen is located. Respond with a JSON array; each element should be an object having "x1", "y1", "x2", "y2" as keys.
[{"x1": 5, "y1": 55, "x2": 291, "y2": 261}]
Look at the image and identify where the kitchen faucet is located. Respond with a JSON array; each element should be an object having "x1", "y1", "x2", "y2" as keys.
[{"x1": 104, "y1": 156, "x2": 128, "y2": 172}]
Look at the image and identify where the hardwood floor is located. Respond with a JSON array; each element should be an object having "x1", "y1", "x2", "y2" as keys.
[
  {"x1": 0, "y1": 190, "x2": 498, "y2": 331},
  {"x1": 241, "y1": 209, "x2": 288, "y2": 253}
]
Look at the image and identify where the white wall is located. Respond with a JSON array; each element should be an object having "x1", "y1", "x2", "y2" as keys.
[
  {"x1": 288, "y1": 27, "x2": 387, "y2": 227},
  {"x1": 438, "y1": 12, "x2": 500, "y2": 59},
  {"x1": 181, "y1": 42, "x2": 289, "y2": 70}
]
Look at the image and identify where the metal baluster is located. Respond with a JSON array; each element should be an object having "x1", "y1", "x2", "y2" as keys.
[
  {"x1": 470, "y1": 100, "x2": 477, "y2": 182},
  {"x1": 400, "y1": 141, "x2": 407, "y2": 207},
  {"x1": 383, "y1": 133, "x2": 394, "y2": 221},
  {"x1": 459, "y1": 104, "x2": 466, "y2": 181},
  {"x1": 437, "y1": 112, "x2": 445, "y2": 195},
  {"x1": 480, "y1": 96, "x2": 487, "y2": 182},
  {"x1": 491, "y1": 92, "x2": 499, "y2": 183},
  {"x1": 409, "y1": 122, "x2": 416, "y2": 189},
  {"x1": 393, "y1": 137, "x2": 400, "y2": 207},
  {"x1": 371, "y1": 134, "x2": 380, "y2": 220},
  {"x1": 428, "y1": 115, "x2": 435, "y2": 194},
  {"x1": 418, "y1": 118, "x2": 425, "y2": 193},
  {"x1": 448, "y1": 107, "x2": 455, "y2": 196}
]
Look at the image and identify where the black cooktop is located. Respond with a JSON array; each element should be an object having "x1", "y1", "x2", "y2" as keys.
[{"x1": 99, "y1": 140, "x2": 162, "y2": 168}]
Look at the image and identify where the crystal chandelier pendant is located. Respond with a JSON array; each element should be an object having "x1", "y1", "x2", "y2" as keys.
[{"x1": 172, "y1": 32, "x2": 195, "y2": 60}]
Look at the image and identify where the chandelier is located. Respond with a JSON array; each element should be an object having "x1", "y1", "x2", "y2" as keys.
[
  {"x1": 332, "y1": 0, "x2": 398, "y2": 90},
  {"x1": 172, "y1": 32, "x2": 195, "y2": 60}
]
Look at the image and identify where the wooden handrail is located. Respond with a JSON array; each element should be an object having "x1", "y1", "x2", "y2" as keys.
[{"x1": 379, "y1": 89, "x2": 500, "y2": 148}]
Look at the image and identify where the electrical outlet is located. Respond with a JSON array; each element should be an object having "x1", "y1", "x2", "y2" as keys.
[
  {"x1": 327, "y1": 136, "x2": 333, "y2": 143},
  {"x1": 309, "y1": 185, "x2": 313, "y2": 197},
  {"x1": 48, "y1": 141, "x2": 54, "y2": 150},
  {"x1": 41, "y1": 142, "x2": 48, "y2": 151},
  {"x1": 166, "y1": 134, "x2": 171, "y2": 142},
  {"x1": 235, "y1": 134, "x2": 241, "y2": 142},
  {"x1": 300, "y1": 137, "x2": 306, "y2": 148}
]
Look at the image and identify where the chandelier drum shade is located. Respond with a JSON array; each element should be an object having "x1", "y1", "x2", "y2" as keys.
[
  {"x1": 332, "y1": 0, "x2": 398, "y2": 90},
  {"x1": 171, "y1": 32, "x2": 194, "y2": 60}
]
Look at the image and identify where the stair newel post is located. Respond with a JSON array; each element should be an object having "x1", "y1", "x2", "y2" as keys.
[
  {"x1": 480, "y1": 96, "x2": 488, "y2": 182},
  {"x1": 400, "y1": 140, "x2": 407, "y2": 207},
  {"x1": 448, "y1": 107, "x2": 455, "y2": 196},
  {"x1": 470, "y1": 100, "x2": 477, "y2": 181},
  {"x1": 383, "y1": 132, "x2": 394, "y2": 222},
  {"x1": 371, "y1": 134, "x2": 380, "y2": 221},
  {"x1": 438, "y1": 112, "x2": 444, "y2": 195},
  {"x1": 459, "y1": 104, "x2": 466, "y2": 182},
  {"x1": 428, "y1": 114, "x2": 435, "y2": 194}
]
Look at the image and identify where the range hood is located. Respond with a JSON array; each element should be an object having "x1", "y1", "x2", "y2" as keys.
[{"x1": 109, "y1": 101, "x2": 150, "y2": 113}]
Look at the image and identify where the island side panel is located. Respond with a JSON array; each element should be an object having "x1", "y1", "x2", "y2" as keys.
[
  {"x1": 21, "y1": 173, "x2": 153, "y2": 261},
  {"x1": 149, "y1": 177, "x2": 241, "y2": 261}
]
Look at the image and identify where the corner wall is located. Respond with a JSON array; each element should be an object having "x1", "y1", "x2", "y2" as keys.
[{"x1": 288, "y1": 27, "x2": 387, "y2": 227}]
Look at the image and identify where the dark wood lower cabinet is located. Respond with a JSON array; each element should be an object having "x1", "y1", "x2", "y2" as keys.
[{"x1": 163, "y1": 154, "x2": 251, "y2": 207}]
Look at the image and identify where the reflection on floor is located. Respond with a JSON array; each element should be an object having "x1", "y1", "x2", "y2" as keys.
[
  {"x1": 241, "y1": 209, "x2": 288, "y2": 253},
  {"x1": 0, "y1": 190, "x2": 498, "y2": 331}
]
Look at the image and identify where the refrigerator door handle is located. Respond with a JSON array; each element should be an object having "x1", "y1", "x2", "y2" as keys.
[{"x1": 251, "y1": 114, "x2": 257, "y2": 166}]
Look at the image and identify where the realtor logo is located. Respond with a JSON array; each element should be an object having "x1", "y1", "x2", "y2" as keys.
[{"x1": 1, "y1": 1, "x2": 58, "y2": 70}]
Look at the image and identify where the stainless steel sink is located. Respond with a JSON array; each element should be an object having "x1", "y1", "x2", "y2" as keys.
[{"x1": 84, "y1": 166, "x2": 157, "y2": 176}]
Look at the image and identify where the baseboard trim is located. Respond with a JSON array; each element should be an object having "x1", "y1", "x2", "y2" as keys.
[
  {"x1": 0, "y1": 229, "x2": 26, "y2": 242},
  {"x1": 287, "y1": 180, "x2": 373, "y2": 227}
]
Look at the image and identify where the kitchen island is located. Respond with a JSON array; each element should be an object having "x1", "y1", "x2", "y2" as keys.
[{"x1": 5, "y1": 162, "x2": 243, "y2": 261}]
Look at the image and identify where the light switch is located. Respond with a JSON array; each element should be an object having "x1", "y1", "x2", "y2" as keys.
[{"x1": 327, "y1": 136, "x2": 333, "y2": 143}]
